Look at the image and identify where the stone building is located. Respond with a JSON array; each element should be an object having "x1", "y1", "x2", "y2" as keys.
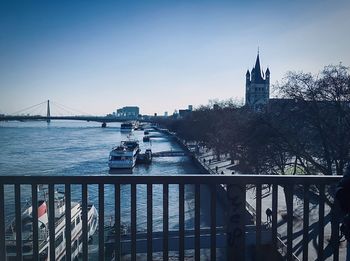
[{"x1": 245, "y1": 53, "x2": 270, "y2": 111}]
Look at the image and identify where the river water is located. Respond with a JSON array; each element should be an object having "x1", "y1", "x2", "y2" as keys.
[{"x1": 0, "y1": 121, "x2": 225, "y2": 249}]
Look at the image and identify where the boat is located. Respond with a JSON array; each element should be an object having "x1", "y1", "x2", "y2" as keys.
[
  {"x1": 108, "y1": 140, "x2": 140, "y2": 169},
  {"x1": 136, "y1": 149, "x2": 152, "y2": 164},
  {"x1": 5, "y1": 190, "x2": 98, "y2": 261},
  {"x1": 120, "y1": 122, "x2": 133, "y2": 132}
]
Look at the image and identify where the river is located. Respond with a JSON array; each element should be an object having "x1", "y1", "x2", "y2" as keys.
[{"x1": 0, "y1": 120, "x2": 225, "y2": 258}]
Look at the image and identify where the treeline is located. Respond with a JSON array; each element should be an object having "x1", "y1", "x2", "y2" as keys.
[{"x1": 155, "y1": 64, "x2": 350, "y2": 176}]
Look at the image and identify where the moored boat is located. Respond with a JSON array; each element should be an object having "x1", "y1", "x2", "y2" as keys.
[
  {"x1": 120, "y1": 122, "x2": 133, "y2": 132},
  {"x1": 136, "y1": 149, "x2": 152, "y2": 164},
  {"x1": 108, "y1": 140, "x2": 140, "y2": 169},
  {"x1": 5, "y1": 190, "x2": 98, "y2": 261}
]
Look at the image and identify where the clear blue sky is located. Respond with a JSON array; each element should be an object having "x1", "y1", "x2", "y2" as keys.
[{"x1": 1, "y1": 0, "x2": 349, "y2": 115}]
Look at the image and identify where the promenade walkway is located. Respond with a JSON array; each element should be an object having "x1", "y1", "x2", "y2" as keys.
[{"x1": 192, "y1": 145, "x2": 347, "y2": 260}]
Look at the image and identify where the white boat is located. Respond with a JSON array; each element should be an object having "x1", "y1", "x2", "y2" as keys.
[
  {"x1": 5, "y1": 191, "x2": 98, "y2": 261},
  {"x1": 108, "y1": 140, "x2": 140, "y2": 169},
  {"x1": 120, "y1": 122, "x2": 133, "y2": 132}
]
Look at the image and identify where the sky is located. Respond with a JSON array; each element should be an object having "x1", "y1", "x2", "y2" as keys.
[{"x1": 1, "y1": 0, "x2": 350, "y2": 116}]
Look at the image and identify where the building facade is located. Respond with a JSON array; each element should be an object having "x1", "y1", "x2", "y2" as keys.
[
  {"x1": 116, "y1": 106, "x2": 140, "y2": 119},
  {"x1": 245, "y1": 53, "x2": 270, "y2": 111}
]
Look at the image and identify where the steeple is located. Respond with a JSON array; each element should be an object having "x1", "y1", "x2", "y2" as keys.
[
  {"x1": 245, "y1": 50, "x2": 270, "y2": 110},
  {"x1": 253, "y1": 52, "x2": 264, "y2": 83}
]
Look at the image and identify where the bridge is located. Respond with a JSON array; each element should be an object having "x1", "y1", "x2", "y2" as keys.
[
  {"x1": 152, "y1": 150, "x2": 187, "y2": 157},
  {"x1": 0, "y1": 100, "x2": 141, "y2": 127}
]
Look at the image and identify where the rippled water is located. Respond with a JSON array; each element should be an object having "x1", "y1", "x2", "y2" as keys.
[{"x1": 0, "y1": 121, "x2": 224, "y2": 233}]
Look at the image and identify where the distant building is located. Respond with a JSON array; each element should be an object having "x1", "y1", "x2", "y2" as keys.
[
  {"x1": 164, "y1": 112, "x2": 168, "y2": 117},
  {"x1": 177, "y1": 105, "x2": 193, "y2": 118},
  {"x1": 245, "y1": 52, "x2": 270, "y2": 111},
  {"x1": 179, "y1": 109, "x2": 190, "y2": 118},
  {"x1": 116, "y1": 106, "x2": 139, "y2": 119}
]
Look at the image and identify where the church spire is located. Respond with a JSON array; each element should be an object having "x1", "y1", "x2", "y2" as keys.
[
  {"x1": 253, "y1": 52, "x2": 263, "y2": 82},
  {"x1": 245, "y1": 49, "x2": 270, "y2": 110}
]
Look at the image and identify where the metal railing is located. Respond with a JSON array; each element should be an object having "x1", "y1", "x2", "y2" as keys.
[{"x1": 0, "y1": 174, "x2": 343, "y2": 261}]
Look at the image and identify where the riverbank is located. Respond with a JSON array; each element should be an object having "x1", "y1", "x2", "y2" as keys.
[{"x1": 153, "y1": 126, "x2": 347, "y2": 260}]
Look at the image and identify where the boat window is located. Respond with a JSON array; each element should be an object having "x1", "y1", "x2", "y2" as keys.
[
  {"x1": 23, "y1": 222, "x2": 33, "y2": 232},
  {"x1": 72, "y1": 240, "x2": 78, "y2": 252},
  {"x1": 6, "y1": 245, "x2": 17, "y2": 253},
  {"x1": 71, "y1": 221, "x2": 75, "y2": 230},
  {"x1": 55, "y1": 232, "x2": 64, "y2": 248},
  {"x1": 76, "y1": 216, "x2": 80, "y2": 224}
]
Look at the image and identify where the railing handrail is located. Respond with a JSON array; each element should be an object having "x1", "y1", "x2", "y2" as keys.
[{"x1": 0, "y1": 174, "x2": 342, "y2": 185}]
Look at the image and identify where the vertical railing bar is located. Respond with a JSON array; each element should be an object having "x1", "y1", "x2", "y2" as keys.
[
  {"x1": 317, "y1": 184, "x2": 325, "y2": 260},
  {"x1": 256, "y1": 184, "x2": 262, "y2": 261},
  {"x1": 226, "y1": 183, "x2": 246, "y2": 261},
  {"x1": 147, "y1": 183, "x2": 153, "y2": 261},
  {"x1": 82, "y1": 183, "x2": 88, "y2": 260},
  {"x1": 15, "y1": 184, "x2": 23, "y2": 261},
  {"x1": 179, "y1": 183, "x2": 185, "y2": 261},
  {"x1": 131, "y1": 184, "x2": 137, "y2": 261},
  {"x1": 286, "y1": 185, "x2": 293, "y2": 261},
  {"x1": 0, "y1": 184, "x2": 6, "y2": 261},
  {"x1": 195, "y1": 184, "x2": 200, "y2": 261},
  {"x1": 272, "y1": 184, "x2": 278, "y2": 251},
  {"x1": 99, "y1": 183, "x2": 105, "y2": 261},
  {"x1": 210, "y1": 184, "x2": 216, "y2": 261},
  {"x1": 163, "y1": 183, "x2": 169, "y2": 261},
  {"x1": 333, "y1": 204, "x2": 340, "y2": 261},
  {"x1": 32, "y1": 184, "x2": 39, "y2": 261},
  {"x1": 65, "y1": 184, "x2": 71, "y2": 261},
  {"x1": 115, "y1": 184, "x2": 121, "y2": 261},
  {"x1": 48, "y1": 184, "x2": 55, "y2": 261},
  {"x1": 302, "y1": 184, "x2": 309, "y2": 261}
]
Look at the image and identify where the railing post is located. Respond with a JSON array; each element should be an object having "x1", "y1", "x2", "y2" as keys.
[
  {"x1": 114, "y1": 184, "x2": 121, "y2": 261},
  {"x1": 0, "y1": 184, "x2": 6, "y2": 261},
  {"x1": 82, "y1": 184, "x2": 88, "y2": 260},
  {"x1": 32, "y1": 184, "x2": 39, "y2": 261},
  {"x1": 163, "y1": 184, "x2": 169, "y2": 261},
  {"x1": 48, "y1": 184, "x2": 55, "y2": 261},
  {"x1": 210, "y1": 184, "x2": 217, "y2": 261},
  {"x1": 99, "y1": 183, "x2": 105, "y2": 261},
  {"x1": 256, "y1": 184, "x2": 262, "y2": 261},
  {"x1": 227, "y1": 183, "x2": 246, "y2": 261},
  {"x1": 179, "y1": 184, "x2": 185, "y2": 261}
]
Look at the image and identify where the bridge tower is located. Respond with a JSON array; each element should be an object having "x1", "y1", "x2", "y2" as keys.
[{"x1": 47, "y1": 100, "x2": 51, "y2": 123}]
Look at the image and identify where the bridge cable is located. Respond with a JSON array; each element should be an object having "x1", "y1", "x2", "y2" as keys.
[
  {"x1": 49, "y1": 102, "x2": 73, "y2": 116},
  {"x1": 10, "y1": 101, "x2": 47, "y2": 116},
  {"x1": 51, "y1": 100, "x2": 92, "y2": 116}
]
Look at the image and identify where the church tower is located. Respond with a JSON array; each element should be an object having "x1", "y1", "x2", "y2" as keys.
[{"x1": 245, "y1": 52, "x2": 270, "y2": 111}]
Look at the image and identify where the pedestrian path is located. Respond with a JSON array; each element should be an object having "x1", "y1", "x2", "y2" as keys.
[{"x1": 192, "y1": 145, "x2": 347, "y2": 260}]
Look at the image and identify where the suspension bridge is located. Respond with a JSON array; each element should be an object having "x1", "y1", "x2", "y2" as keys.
[{"x1": 0, "y1": 100, "x2": 137, "y2": 127}]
